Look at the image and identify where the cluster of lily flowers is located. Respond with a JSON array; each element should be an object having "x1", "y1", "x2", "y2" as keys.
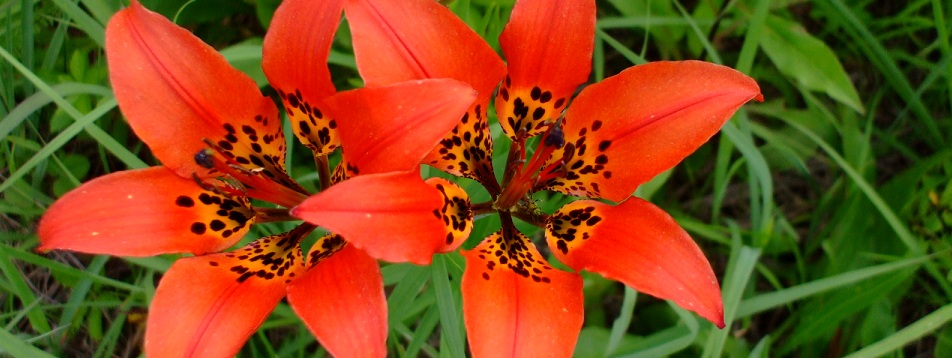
[{"x1": 38, "y1": 0, "x2": 762, "y2": 356}]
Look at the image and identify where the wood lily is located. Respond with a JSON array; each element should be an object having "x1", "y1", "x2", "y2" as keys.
[
  {"x1": 342, "y1": 0, "x2": 764, "y2": 356},
  {"x1": 38, "y1": 0, "x2": 476, "y2": 356}
]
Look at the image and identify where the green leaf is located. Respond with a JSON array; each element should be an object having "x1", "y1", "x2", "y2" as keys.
[
  {"x1": 431, "y1": 254, "x2": 465, "y2": 358},
  {"x1": 843, "y1": 303, "x2": 952, "y2": 357},
  {"x1": 0, "y1": 328, "x2": 57, "y2": 358},
  {"x1": 737, "y1": 255, "x2": 929, "y2": 318},
  {"x1": 760, "y1": 15, "x2": 864, "y2": 114}
]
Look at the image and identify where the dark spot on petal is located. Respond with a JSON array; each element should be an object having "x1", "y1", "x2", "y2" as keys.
[
  {"x1": 190, "y1": 222, "x2": 207, "y2": 235},
  {"x1": 175, "y1": 196, "x2": 195, "y2": 207}
]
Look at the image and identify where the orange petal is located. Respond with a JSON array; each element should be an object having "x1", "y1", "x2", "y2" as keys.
[
  {"x1": 345, "y1": 0, "x2": 505, "y2": 185},
  {"x1": 288, "y1": 242, "x2": 387, "y2": 357},
  {"x1": 541, "y1": 61, "x2": 763, "y2": 202},
  {"x1": 495, "y1": 0, "x2": 595, "y2": 139},
  {"x1": 263, "y1": 0, "x2": 343, "y2": 156},
  {"x1": 322, "y1": 79, "x2": 476, "y2": 175},
  {"x1": 421, "y1": 102, "x2": 499, "y2": 191},
  {"x1": 462, "y1": 229, "x2": 584, "y2": 358},
  {"x1": 106, "y1": 1, "x2": 284, "y2": 179},
  {"x1": 344, "y1": 0, "x2": 505, "y2": 104},
  {"x1": 291, "y1": 171, "x2": 446, "y2": 264},
  {"x1": 546, "y1": 198, "x2": 725, "y2": 327},
  {"x1": 38, "y1": 167, "x2": 254, "y2": 257},
  {"x1": 145, "y1": 226, "x2": 309, "y2": 357},
  {"x1": 426, "y1": 178, "x2": 473, "y2": 252}
]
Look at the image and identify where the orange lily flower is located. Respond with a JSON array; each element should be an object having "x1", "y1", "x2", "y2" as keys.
[
  {"x1": 37, "y1": 0, "x2": 476, "y2": 357},
  {"x1": 343, "y1": 0, "x2": 763, "y2": 356}
]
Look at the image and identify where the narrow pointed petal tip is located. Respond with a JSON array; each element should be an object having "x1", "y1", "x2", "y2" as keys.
[
  {"x1": 145, "y1": 228, "x2": 306, "y2": 357},
  {"x1": 38, "y1": 167, "x2": 254, "y2": 257},
  {"x1": 288, "y1": 244, "x2": 388, "y2": 358},
  {"x1": 546, "y1": 198, "x2": 725, "y2": 327},
  {"x1": 107, "y1": 1, "x2": 280, "y2": 177},
  {"x1": 544, "y1": 60, "x2": 762, "y2": 202},
  {"x1": 462, "y1": 230, "x2": 584, "y2": 357},
  {"x1": 290, "y1": 171, "x2": 447, "y2": 265},
  {"x1": 322, "y1": 79, "x2": 477, "y2": 175}
]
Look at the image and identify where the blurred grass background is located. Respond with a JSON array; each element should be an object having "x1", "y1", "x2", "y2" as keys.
[{"x1": 2, "y1": 0, "x2": 951, "y2": 356}]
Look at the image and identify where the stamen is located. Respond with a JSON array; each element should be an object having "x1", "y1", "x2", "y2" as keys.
[
  {"x1": 495, "y1": 124, "x2": 566, "y2": 210},
  {"x1": 195, "y1": 139, "x2": 310, "y2": 208},
  {"x1": 254, "y1": 207, "x2": 300, "y2": 223},
  {"x1": 191, "y1": 172, "x2": 247, "y2": 198}
]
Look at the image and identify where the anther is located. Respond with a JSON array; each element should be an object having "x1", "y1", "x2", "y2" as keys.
[
  {"x1": 194, "y1": 148, "x2": 215, "y2": 169},
  {"x1": 544, "y1": 124, "x2": 565, "y2": 149}
]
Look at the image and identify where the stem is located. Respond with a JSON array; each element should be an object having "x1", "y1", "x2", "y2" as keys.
[
  {"x1": 510, "y1": 202, "x2": 550, "y2": 228},
  {"x1": 315, "y1": 155, "x2": 332, "y2": 191},
  {"x1": 471, "y1": 201, "x2": 497, "y2": 216},
  {"x1": 499, "y1": 211, "x2": 517, "y2": 240}
]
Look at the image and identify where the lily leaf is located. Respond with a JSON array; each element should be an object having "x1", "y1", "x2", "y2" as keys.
[{"x1": 761, "y1": 15, "x2": 864, "y2": 114}]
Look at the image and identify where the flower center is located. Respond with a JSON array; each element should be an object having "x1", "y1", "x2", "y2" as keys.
[
  {"x1": 494, "y1": 125, "x2": 565, "y2": 211},
  {"x1": 193, "y1": 140, "x2": 310, "y2": 208}
]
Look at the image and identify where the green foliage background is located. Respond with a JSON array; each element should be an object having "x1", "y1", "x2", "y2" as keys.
[{"x1": 2, "y1": 0, "x2": 951, "y2": 356}]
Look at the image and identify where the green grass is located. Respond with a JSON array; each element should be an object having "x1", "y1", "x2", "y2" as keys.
[{"x1": 2, "y1": 0, "x2": 952, "y2": 356}]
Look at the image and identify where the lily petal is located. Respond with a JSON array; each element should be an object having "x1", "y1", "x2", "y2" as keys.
[
  {"x1": 426, "y1": 178, "x2": 473, "y2": 252},
  {"x1": 462, "y1": 229, "x2": 584, "y2": 358},
  {"x1": 288, "y1": 241, "x2": 387, "y2": 358},
  {"x1": 291, "y1": 171, "x2": 446, "y2": 264},
  {"x1": 106, "y1": 1, "x2": 284, "y2": 179},
  {"x1": 542, "y1": 61, "x2": 763, "y2": 202},
  {"x1": 263, "y1": 0, "x2": 343, "y2": 156},
  {"x1": 345, "y1": 0, "x2": 506, "y2": 185},
  {"x1": 38, "y1": 167, "x2": 253, "y2": 256},
  {"x1": 495, "y1": 0, "x2": 595, "y2": 139},
  {"x1": 344, "y1": 0, "x2": 504, "y2": 101},
  {"x1": 145, "y1": 226, "x2": 308, "y2": 357},
  {"x1": 546, "y1": 198, "x2": 725, "y2": 327},
  {"x1": 322, "y1": 79, "x2": 476, "y2": 175}
]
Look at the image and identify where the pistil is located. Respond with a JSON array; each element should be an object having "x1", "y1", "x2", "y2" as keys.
[{"x1": 494, "y1": 126, "x2": 564, "y2": 211}]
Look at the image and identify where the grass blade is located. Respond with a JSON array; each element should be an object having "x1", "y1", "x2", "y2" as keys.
[
  {"x1": 431, "y1": 254, "x2": 465, "y2": 358},
  {"x1": 0, "y1": 328, "x2": 57, "y2": 358},
  {"x1": 738, "y1": 255, "x2": 930, "y2": 318},
  {"x1": 814, "y1": 0, "x2": 942, "y2": 147},
  {"x1": 843, "y1": 303, "x2": 952, "y2": 358},
  {"x1": 0, "y1": 98, "x2": 117, "y2": 194},
  {"x1": 605, "y1": 287, "x2": 637, "y2": 356}
]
